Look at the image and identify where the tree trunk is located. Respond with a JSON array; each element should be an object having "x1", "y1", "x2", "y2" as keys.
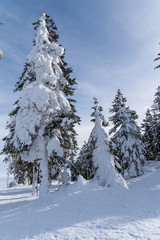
[
  {"x1": 32, "y1": 161, "x2": 38, "y2": 197},
  {"x1": 39, "y1": 138, "x2": 49, "y2": 198},
  {"x1": 6, "y1": 157, "x2": 11, "y2": 188}
]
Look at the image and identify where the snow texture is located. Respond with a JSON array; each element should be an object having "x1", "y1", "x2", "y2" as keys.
[{"x1": 0, "y1": 162, "x2": 160, "y2": 240}]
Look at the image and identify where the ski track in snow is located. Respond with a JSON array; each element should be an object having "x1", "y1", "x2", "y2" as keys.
[{"x1": 0, "y1": 162, "x2": 160, "y2": 240}]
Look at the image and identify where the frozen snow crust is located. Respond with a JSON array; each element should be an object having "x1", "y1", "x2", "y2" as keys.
[{"x1": 1, "y1": 161, "x2": 160, "y2": 240}]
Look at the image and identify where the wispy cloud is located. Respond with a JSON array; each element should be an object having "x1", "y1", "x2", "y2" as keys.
[
  {"x1": 73, "y1": 1, "x2": 160, "y2": 126},
  {"x1": 115, "y1": 1, "x2": 160, "y2": 41}
]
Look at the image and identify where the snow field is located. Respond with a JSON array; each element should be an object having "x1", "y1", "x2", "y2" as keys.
[{"x1": 0, "y1": 162, "x2": 160, "y2": 240}]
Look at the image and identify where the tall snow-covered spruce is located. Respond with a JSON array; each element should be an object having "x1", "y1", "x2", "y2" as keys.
[
  {"x1": 2, "y1": 13, "x2": 80, "y2": 196},
  {"x1": 109, "y1": 90, "x2": 144, "y2": 178},
  {"x1": 76, "y1": 98, "x2": 127, "y2": 188}
]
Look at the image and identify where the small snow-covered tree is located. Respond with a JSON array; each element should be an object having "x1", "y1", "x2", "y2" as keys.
[
  {"x1": 75, "y1": 98, "x2": 106, "y2": 180},
  {"x1": 76, "y1": 140, "x2": 96, "y2": 180},
  {"x1": 141, "y1": 109, "x2": 156, "y2": 161},
  {"x1": 109, "y1": 90, "x2": 144, "y2": 177},
  {"x1": 111, "y1": 105, "x2": 144, "y2": 178},
  {"x1": 76, "y1": 98, "x2": 107, "y2": 180},
  {"x1": 109, "y1": 89, "x2": 127, "y2": 135},
  {"x1": 109, "y1": 89, "x2": 138, "y2": 135},
  {"x1": 109, "y1": 89, "x2": 127, "y2": 170},
  {"x1": 2, "y1": 13, "x2": 80, "y2": 196},
  {"x1": 76, "y1": 98, "x2": 127, "y2": 188}
]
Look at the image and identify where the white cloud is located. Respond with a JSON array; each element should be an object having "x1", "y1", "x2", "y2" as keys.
[
  {"x1": 114, "y1": 1, "x2": 160, "y2": 41},
  {"x1": 75, "y1": 1, "x2": 160, "y2": 124},
  {"x1": 0, "y1": 4, "x2": 20, "y2": 22}
]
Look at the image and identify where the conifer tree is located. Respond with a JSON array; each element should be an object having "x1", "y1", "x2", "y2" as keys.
[
  {"x1": 141, "y1": 109, "x2": 156, "y2": 161},
  {"x1": 2, "y1": 13, "x2": 80, "y2": 196},
  {"x1": 152, "y1": 86, "x2": 160, "y2": 113},
  {"x1": 109, "y1": 90, "x2": 144, "y2": 178},
  {"x1": 153, "y1": 43, "x2": 160, "y2": 159},
  {"x1": 75, "y1": 98, "x2": 106, "y2": 180},
  {"x1": 76, "y1": 98, "x2": 127, "y2": 188},
  {"x1": 149, "y1": 86, "x2": 160, "y2": 161},
  {"x1": 109, "y1": 89, "x2": 127, "y2": 169},
  {"x1": 76, "y1": 141, "x2": 96, "y2": 180},
  {"x1": 109, "y1": 89, "x2": 127, "y2": 135}
]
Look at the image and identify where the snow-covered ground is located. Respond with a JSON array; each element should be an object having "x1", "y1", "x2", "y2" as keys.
[{"x1": 0, "y1": 162, "x2": 160, "y2": 240}]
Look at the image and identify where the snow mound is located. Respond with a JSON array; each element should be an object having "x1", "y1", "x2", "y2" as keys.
[
  {"x1": 76, "y1": 175, "x2": 87, "y2": 188},
  {"x1": 128, "y1": 161, "x2": 160, "y2": 190},
  {"x1": 59, "y1": 176, "x2": 98, "y2": 195}
]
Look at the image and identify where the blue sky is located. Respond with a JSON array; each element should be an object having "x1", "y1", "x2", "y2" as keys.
[{"x1": 0, "y1": 0, "x2": 160, "y2": 179}]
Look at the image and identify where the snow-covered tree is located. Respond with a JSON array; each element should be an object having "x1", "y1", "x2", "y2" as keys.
[
  {"x1": 109, "y1": 89, "x2": 127, "y2": 135},
  {"x1": 3, "y1": 152, "x2": 34, "y2": 186},
  {"x1": 76, "y1": 140, "x2": 96, "y2": 180},
  {"x1": 91, "y1": 97, "x2": 109, "y2": 127},
  {"x1": 109, "y1": 89, "x2": 138, "y2": 134},
  {"x1": 75, "y1": 98, "x2": 106, "y2": 180},
  {"x1": 152, "y1": 87, "x2": 160, "y2": 113},
  {"x1": 153, "y1": 43, "x2": 160, "y2": 159},
  {"x1": 109, "y1": 89, "x2": 127, "y2": 170},
  {"x1": 2, "y1": 13, "x2": 80, "y2": 196},
  {"x1": 149, "y1": 86, "x2": 160, "y2": 161},
  {"x1": 76, "y1": 98, "x2": 127, "y2": 188},
  {"x1": 109, "y1": 90, "x2": 144, "y2": 178},
  {"x1": 111, "y1": 105, "x2": 144, "y2": 178},
  {"x1": 141, "y1": 109, "x2": 156, "y2": 161}
]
